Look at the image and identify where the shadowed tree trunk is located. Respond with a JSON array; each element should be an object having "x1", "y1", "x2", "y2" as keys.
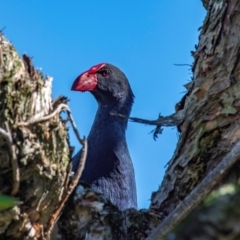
[{"x1": 1, "y1": 0, "x2": 240, "y2": 239}]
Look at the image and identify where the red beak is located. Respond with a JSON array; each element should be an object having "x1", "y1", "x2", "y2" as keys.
[
  {"x1": 71, "y1": 63, "x2": 106, "y2": 91},
  {"x1": 71, "y1": 72, "x2": 97, "y2": 92}
]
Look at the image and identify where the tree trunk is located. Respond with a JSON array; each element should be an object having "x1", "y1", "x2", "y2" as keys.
[
  {"x1": 1, "y1": 0, "x2": 240, "y2": 239},
  {"x1": 0, "y1": 35, "x2": 71, "y2": 239},
  {"x1": 151, "y1": 0, "x2": 240, "y2": 215}
]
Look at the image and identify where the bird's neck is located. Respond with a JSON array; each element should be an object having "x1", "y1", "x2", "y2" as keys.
[
  {"x1": 81, "y1": 96, "x2": 134, "y2": 187},
  {"x1": 88, "y1": 102, "x2": 129, "y2": 142},
  {"x1": 92, "y1": 94, "x2": 133, "y2": 134}
]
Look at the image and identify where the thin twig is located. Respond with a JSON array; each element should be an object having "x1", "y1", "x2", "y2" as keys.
[
  {"x1": 17, "y1": 103, "x2": 85, "y2": 146},
  {"x1": 6, "y1": 122, "x2": 20, "y2": 196},
  {"x1": 0, "y1": 127, "x2": 10, "y2": 140},
  {"x1": 66, "y1": 110, "x2": 85, "y2": 145},
  {"x1": 64, "y1": 162, "x2": 72, "y2": 189},
  {"x1": 17, "y1": 103, "x2": 70, "y2": 126},
  {"x1": 173, "y1": 63, "x2": 192, "y2": 67},
  {"x1": 111, "y1": 110, "x2": 185, "y2": 127},
  {"x1": 146, "y1": 141, "x2": 240, "y2": 240},
  {"x1": 111, "y1": 110, "x2": 185, "y2": 139},
  {"x1": 10, "y1": 144, "x2": 19, "y2": 196},
  {"x1": 0, "y1": 123, "x2": 20, "y2": 195},
  {"x1": 44, "y1": 138, "x2": 87, "y2": 239},
  {"x1": 36, "y1": 191, "x2": 49, "y2": 212},
  {"x1": 43, "y1": 105, "x2": 87, "y2": 239}
]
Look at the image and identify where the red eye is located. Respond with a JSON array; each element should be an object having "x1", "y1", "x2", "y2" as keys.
[{"x1": 101, "y1": 70, "x2": 110, "y2": 77}]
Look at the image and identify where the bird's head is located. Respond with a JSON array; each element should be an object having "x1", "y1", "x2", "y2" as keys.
[{"x1": 71, "y1": 63, "x2": 134, "y2": 106}]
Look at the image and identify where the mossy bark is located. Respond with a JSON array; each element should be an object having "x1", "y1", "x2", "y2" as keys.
[{"x1": 0, "y1": 35, "x2": 70, "y2": 239}]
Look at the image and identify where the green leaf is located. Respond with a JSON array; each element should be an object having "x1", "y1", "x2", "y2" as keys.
[{"x1": 0, "y1": 194, "x2": 19, "y2": 211}]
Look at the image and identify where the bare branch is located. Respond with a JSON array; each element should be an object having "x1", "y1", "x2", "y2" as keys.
[
  {"x1": 44, "y1": 138, "x2": 87, "y2": 239},
  {"x1": 17, "y1": 103, "x2": 70, "y2": 127},
  {"x1": 111, "y1": 110, "x2": 185, "y2": 139},
  {"x1": 10, "y1": 146, "x2": 19, "y2": 196},
  {"x1": 42, "y1": 106, "x2": 87, "y2": 239},
  {"x1": 111, "y1": 110, "x2": 185, "y2": 127},
  {"x1": 146, "y1": 141, "x2": 240, "y2": 240},
  {"x1": 0, "y1": 127, "x2": 11, "y2": 140},
  {"x1": 173, "y1": 63, "x2": 192, "y2": 67},
  {"x1": 0, "y1": 123, "x2": 19, "y2": 196},
  {"x1": 66, "y1": 108, "x2": 85, "y2": 145}
]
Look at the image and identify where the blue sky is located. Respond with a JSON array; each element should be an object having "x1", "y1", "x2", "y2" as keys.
[{"x1": 0, "y1": 2, "x2": 206, "y2": 208}]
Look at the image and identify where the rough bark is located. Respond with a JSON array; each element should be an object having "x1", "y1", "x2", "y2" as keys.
[
  {"x1": 150, "y1": 0, "x2": 240, "y2": 216},
  {"x1": 147, "y1": 0, "x2": 240, "y2": 238},
  {"x1": 170, "y1": 183, "x2": 240, "y2": 240},
  {"x1": 1, "y1": 0, "x2": 240, "y2": 239},
  {"x1": 0, "y1": 35, "x2": 71, "y2": 239}
]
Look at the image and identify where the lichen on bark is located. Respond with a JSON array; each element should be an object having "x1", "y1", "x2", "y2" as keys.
[{"x1": 0, "y1": 34, "x2": 70, "y2": 239}]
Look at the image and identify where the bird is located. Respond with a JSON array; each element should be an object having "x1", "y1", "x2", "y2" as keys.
[{"x1": 71, "y1": 63, "x2": 137, "y2": 210}]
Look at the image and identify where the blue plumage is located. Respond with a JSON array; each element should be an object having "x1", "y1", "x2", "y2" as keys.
[{"x1": 72, "y1": 63, "x2": 137, "y2": 210}]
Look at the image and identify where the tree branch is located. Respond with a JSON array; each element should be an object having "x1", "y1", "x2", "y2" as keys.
[
  {"x1": 147, "y1": 141, "x2": 240, "y2": 240},
  {"x1": 0, "y1": 123, "x2": 19, "y2": 196},
  {"x1": 111, "y1": 110, "x2": 185, "y2": 139}
]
